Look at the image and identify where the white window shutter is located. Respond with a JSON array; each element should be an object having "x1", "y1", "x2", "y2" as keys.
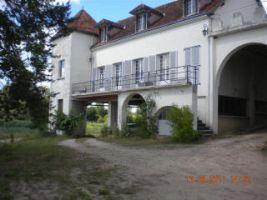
[{"x1": 185, "y1": 48, "x2": 191, "y2": 66}]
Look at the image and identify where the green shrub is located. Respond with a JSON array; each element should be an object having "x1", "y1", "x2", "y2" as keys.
[
  {"x1": 55, "y1": 111, "x2": 82, "y2": 136},
  {"x1": 131, "y1": 96, "x2": 158, "y2": 138},
  {"x1": 167, "y1": 106, "x2": 199, "y2": 143},
  {"x1": 100, "y1": 125, "x2": 111, "y2": 137}
]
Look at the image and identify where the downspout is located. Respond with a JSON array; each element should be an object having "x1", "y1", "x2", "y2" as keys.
[{"x1": 208, "y1": 17, "x2": 216, "y2": 133}]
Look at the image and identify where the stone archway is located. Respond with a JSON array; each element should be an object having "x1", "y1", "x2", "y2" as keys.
[
  {"x1": 214, "y1": 43, "x2": 267, "y2": 133},
  {"x1": 118, "y1": 93, "x2": 146, "y2": 129}
]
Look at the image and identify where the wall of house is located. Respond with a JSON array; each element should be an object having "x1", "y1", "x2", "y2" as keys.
[
  {"x1": 50, "y1": 34, "x2": 72, "y2": 115},
  {"x1": 93, "y1": 19, "x2": 210, "y2": 124},
  {"x1": 117, "y1": 85, "x2": 197, "y2": 131},
  {"x1": 210, "y1": 25, "x2": 267, "y2": 133},
  {"x1": 50, "y1": 32, "x2": 97, "y2": 116},
  {"x1": 211, "y1": 0, "x2": 267, "y2": 33}
]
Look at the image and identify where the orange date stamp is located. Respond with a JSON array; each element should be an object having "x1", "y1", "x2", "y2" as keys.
[{"x1": 185, "y1": 175, "x2": 252, "y2": 184}]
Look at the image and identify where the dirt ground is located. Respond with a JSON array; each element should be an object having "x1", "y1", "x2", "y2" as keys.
[{"x1": 60, "y1": 132, "x2": 267, "y2": 200}]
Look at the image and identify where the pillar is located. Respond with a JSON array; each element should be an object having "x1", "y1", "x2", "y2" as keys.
[
  {"x1": 108, "y1": 101, "x2": 118, "y2": 130},
  {"x1": 71, "y1": 100, "x2": 87, "y2": 136}
]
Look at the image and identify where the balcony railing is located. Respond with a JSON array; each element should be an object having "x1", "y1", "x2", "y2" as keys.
[{"x1": 72, "y1": 65, "x2": 199, "y2": 95}]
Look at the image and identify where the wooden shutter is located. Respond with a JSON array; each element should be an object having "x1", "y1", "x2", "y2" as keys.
[
  {"x1": 170, "y1": 51, "x2": 178, "y2": 82},
  {"x1": 192, "y1": 46, "x2": 200, "y2": 84},
  {"x1": 149, "y1": 56, "x2": 156, "y2": 82},
  {"x1": 123, "y1": 60, "x2": 131, "y2": 89},
  {"x1": 143, "y1": 57, "x2": 149, "y2": 82}
]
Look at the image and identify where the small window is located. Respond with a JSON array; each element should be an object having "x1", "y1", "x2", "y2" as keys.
[
  {"x1": 114, "y1": 63, "x2": 122, "y2": 87},
  {"x1": 100, "y1": 27, "x2": 108, "y2": 42},
  {"x1": 185, "y1": 0, "x2": 198, "y2": 16},
  {"x1": 136, "y1": 13, "x2": 147, "y2": 31},
  {"x1": 219, "y1": 96, "x2": 247, "y2": 117},
  {"x1": 158, "y1": 107, "x2": 171, "y2": 120},
  {"x1": 99, "y1": 67, "x2": 104, "y2": 88},
  {"x1": 158, "y1": 54, "x2": 170, "y2": 81},
  {"x1": 58, "y1": 99, "x2": 63, "y2": 113},
  {"x1": 134, "y1": 59, "x2": 144, "y2": 83},
  {"x1": 185, "y1": 46, "x2": 200, "y2": 84},
  {"x1": 58, "y1": 59, "x2": 65, "y2": 79}
]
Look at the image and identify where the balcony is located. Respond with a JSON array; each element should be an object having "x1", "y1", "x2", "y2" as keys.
[{"x1": 72, "y1": 65, "x2": 199, "y2": 96}]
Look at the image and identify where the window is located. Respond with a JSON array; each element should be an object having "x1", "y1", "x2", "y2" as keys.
[
  {"x1": 158, "y1": 54, "x2": 170, "y2": 81},
  {"x1": 158, "y1": 107, "x2": 171, "y2": 120},
  {"x1": 136, "y1": 13, "x2": 147, "y2": 31},
  {"x1": 57, "y1": 99, "x2": 63, "y2": 113},
  {"x1": 185, "y1": 46, "x2": 200, "y2": 84},
  {"x1": 114, "y1": 63, "x2": 122, "y2": 87},
  {"x1": 185, "y1": 0, "x2": 198, "y2": 16},
  {"x1": 219, "y1": 96, "x2": 247, "y2": 117},
  {"x1": 255, "y1": 100, "x2": 267, "y2": 113},
  {"x1": 134, "y1": 59, "x2": 144, "y2": 83},
  {"x1": 100, "y1": 26, "x2": 108, "y2": 42},
  {"x1": 58, "y1": 59, "x2": 65, "y2": 79},
  {"x1": 99, "y1": 67, "x2": 104, "y2": 88}
]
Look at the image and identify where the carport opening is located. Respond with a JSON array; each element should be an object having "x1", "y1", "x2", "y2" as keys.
[
  {"x1": 218, "y1": 44, "x2": 267, "y2": 132},
  {"x1": 126, "y1": 94, "x2": 146, "y2": 128}
]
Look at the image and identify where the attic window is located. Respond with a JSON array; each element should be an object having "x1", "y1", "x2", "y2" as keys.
[
  {"x1": 185, "y1": 0, "x2": 198, "y2": 16},
  {"x1": 136, "y1": 13, "x2": 147, "y2": 31},
  {"x1": 100, "y1": 26, "x2": 108, "y2": 42}
]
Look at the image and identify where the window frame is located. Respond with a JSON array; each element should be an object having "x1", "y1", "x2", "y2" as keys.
[
  {"x1": 184, "y1": 0, "x2": 198, "y2": 16},
  {"x1": 57, "y1": 99, "x2": 63, "y2": 113},
  {"x1": 58, "y1": 59, "x2": 65, "y2": 79},
  {"x1": 100, "y1": 26, "x2": 108, "y2": 42},
  {"x1": 158, "y1": 53, "x2": 170, "y2": 81},
  {"x1": 134, "y1": 59, "x2": 144, "y2": 83},
  {"x1": 99, "y1": 66, "x2": 105, "y2": 88},
  {"x1": 136, "y1": 13, "x2": 147, "y2": 32},
  {"x1": 114, "y1": 63, "x2": 122, "y2": 87}
]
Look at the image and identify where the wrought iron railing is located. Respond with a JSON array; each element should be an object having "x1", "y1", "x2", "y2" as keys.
[{"x1": 72, "y1": 65, "x2": 199, "y2": 95}]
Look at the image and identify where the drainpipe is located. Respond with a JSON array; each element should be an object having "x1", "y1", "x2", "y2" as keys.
[{"x1": 208, "y1": 20, "x2": 216, "y2": 133}]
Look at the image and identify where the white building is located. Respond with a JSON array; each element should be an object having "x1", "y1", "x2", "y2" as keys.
[{"x1": 50, "y1": 0, "x2": 267, "y2": 135}]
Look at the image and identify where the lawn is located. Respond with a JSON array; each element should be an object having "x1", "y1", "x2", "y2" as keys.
[
  {"x1": 0, "y1": 126, "x2": 119, "y2": 200},
  {"x1": 86, "y1": 122, "x2": 105, "y2": 137}
]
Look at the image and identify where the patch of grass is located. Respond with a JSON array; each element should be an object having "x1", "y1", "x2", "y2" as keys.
[
  {"x1": 0, "y1": 126, "x2": 40, "y2": 140},
  {"x1": 0, "y1": 135, "x2": 119, "y2": 199},
  {"x1": 86, "y1": 122, "x2": 105, "y2": 137},
  {"x1": 98, "y1": 186, "x2": 110, "y2": 195}
]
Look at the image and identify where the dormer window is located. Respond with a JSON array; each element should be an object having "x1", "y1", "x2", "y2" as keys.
[
  {"x1": 136, "y1": 13, "x2": 147, "y2": 31},
  {"x1": 97, "y1": 19, "x2": 124, "y2": 43},
  {"x1": 130, "y1": 4, "x2": 163, "y2": 32},
  {"x1": 100, "y1": 26, "x2": 108, "y2": 42},
  {"x1": 185, "y1": 0, "x2": 198, "y2": 16}
]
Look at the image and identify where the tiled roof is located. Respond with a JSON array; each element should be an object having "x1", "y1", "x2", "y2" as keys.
[
  {"x1": 94, "y1": 0, "x2": 223, "y2": 47},
  {"x1": 67, "y1": 9, "x2": 99, "y2": 35}
]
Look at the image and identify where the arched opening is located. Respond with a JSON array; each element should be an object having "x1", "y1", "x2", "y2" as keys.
[
  {"x1": 157, "y1": 106, "x2": 172, "y2": 136},
  {"x1": 217, "y1": 44, "x2": 267, "y2": 133},
  {"x1": 123, "y1": 93, "x2": 146, "y2": 128}
]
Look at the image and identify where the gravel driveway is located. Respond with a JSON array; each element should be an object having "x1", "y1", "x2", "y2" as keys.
[{"x1": 60, "y1": 132, "x2": 267, "y2": 200}]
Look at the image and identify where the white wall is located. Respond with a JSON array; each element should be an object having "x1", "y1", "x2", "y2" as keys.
[
  {"x1": 93, "y1": 19, "x2": 210, "y2": 124},
  {"x1": 117, "y1": 85, "x2": 197, "y2": 130},
  {"x1": 50, "y1": 32, "x2": 97, "y2": 115},
  {"x1": 50, "y1": 35, "x2": 72, "y2": 115},
  {"x1": 212, "y1": 0, "x2": 267, "y2": 32}
]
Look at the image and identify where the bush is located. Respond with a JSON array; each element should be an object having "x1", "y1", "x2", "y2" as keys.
[
  {"x1": 167, "y1": 106, "x2": 199, "y2": 143},
  {"x1": 100, "y1": 125, "x2": 110, "y2": 137},
  {"x1": 134, "y1": 96, "x2": 157, "y2": 138},
  {"x1": 55, "y1": 111, "x2": 82, "y2": 136}
]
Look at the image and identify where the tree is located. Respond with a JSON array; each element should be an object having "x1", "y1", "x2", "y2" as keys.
[
  {"x1": 0, "y1": 0, "x2": 70, "y2": 128},
  {"x1": 86, "y1": 107, "x2": 97, "y2": 122}
]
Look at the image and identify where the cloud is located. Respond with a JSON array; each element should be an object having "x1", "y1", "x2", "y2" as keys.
[{"x1": 55, "y1": 0, "x2": 80, "y2": 4}]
